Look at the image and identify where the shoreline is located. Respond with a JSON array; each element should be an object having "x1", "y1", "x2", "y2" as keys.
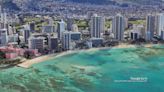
[{"x1": 17, "y1": 43, "x2": 163, "y2": 68}]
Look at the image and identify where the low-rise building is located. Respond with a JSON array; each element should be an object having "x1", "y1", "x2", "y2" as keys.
[
  {"x1": 48, "y1": 37, "x2": 58, "y2": 51},
  {"x1": 5, "y1": 52, "x2": 18, "y2": 59},
  {"x1": 89, "y1": 38, "x2": 104, "y2": 47},
  {"x1": 0, "y1": 29, "x2": 8, "y2": 46},
  {"x1": 130, "y1": 30, "x2": 140, "y2": 40},
  {"x1": 70, "y1": 31, "x2": 81, "y2": 41},
  {"x1": 28, "y1": 37, "x2": 45, "y2": 53}
]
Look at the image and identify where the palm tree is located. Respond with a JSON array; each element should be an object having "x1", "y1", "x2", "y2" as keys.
[{"x1": 0, "y1": 51, "x2": 5, "y2": 60}]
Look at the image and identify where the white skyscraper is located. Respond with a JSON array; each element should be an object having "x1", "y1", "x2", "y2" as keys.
[
  {"x1": 0, "y1": 12, "x2": 7, "y2": 29},
  {"x1": 62, "y1": 31, "x2": 71, "y2": 50},
  {"x1": 0, "y1": 29, "x2": 8, "y2": 46},
  {"x1": 1, "y1": 12, "x2": 7, "y2": 24},
  {"x1": 146, "y1": 15, "x2": 155, "y2": 41},
  {"x1": 112, "y1": 14, "x2": 125, "y2": 41},
  {"x1": 23, "y1": 29, "x2": 31, "y2": 44},
  {"x1": 90, "y1": 14, "x2": 105, "y2": 38},
  {"x1": 156, "y1": 13, "x2": 164, "y2": 36},
  {"x1": 57, "y1": 19, "x2": 66, "y2": 40}
]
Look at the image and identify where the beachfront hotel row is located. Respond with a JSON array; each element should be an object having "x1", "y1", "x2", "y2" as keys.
[{"x1": 0, "y1": 9, "x2": 164, "y2": 59}]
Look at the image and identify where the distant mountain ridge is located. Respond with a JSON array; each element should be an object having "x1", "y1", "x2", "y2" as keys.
[
  {"x1": 68, "y1": 0, "x2": 163, "y2": 5},
  {"x1": 0, "y1": 0, "x2": 20, "y2": 11},
  {"x1": 67, "y1": 0, "x2": 117, "y2": 5},
  {"x1": 0, "y1": 0, "x2": 163, "y2": 11}
]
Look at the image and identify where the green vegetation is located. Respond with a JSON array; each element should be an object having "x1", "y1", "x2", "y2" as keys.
[
  {"x1": 0, "y1": 51, "x2": 5, "y2": 60},
  {"x1": 24, "y1": 17, "x2": 41, "y2": 23},
  {"x1": 0, "y1": 58, "x2": 22, "y2": 66},
  {"x1": 75, "y1": 19, "x2": 88, "y2": 29},
  {"x1": 129, "y1": 20, "x2": 145, "y2": 25},
  {"x1": 13, "y1": 23, "x2": 23, "y2": 31},
  {"x1": 14, "y1": 16, "x2": 146, "y2": 33},
  {"x1": 54, "y1": 21, "x2": 58, "y2": 25},
  {"x1": 105, "y1": 19, "x2": 111, "y2": 29}
]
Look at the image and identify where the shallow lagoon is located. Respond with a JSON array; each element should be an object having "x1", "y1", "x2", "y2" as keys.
[{"x1": 0, "y1": 45, "x2": 164, "y2": 92}]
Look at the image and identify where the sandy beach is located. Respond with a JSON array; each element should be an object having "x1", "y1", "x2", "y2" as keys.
[
  {"x1": 113, "y1": 43, "x2": 136, "y2": 48},
  {"x1": 17, "y1": 43, "x2": 158, "y2": 68},
  {"x1": 17, "y1": 55, "x2": 54, "y2": 68},
  {"x1": 18, "y1": 50, "x2": 82, "y2": 68}
]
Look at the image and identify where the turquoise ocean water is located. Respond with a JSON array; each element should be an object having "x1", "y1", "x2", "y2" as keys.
[{"x1": 0, "y1": 45, "x2": 164, "y2": 92}]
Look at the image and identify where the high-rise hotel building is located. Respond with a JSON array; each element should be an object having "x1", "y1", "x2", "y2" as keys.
[
  {"x1": 90, "y1": 14, "x2": 105, "y2": 38},
  {"x1": 57, "y1": 20, "x2": 66, "y2": 40},
  {"x1": 62, "y1": 31, "x2": 71, "y2": 50},
  {"x1": 146, "y1": 15, "x2": 156, "y2": 41},
  {"x1": 156, "y1": 13, "x2": 164, "y2": 37},
  {"x1": 0, "y1": 29, "x2": 8, "y2": 46},
  {"x1": 112, "y1": 14, "x2": 125, "y2": 41}
]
